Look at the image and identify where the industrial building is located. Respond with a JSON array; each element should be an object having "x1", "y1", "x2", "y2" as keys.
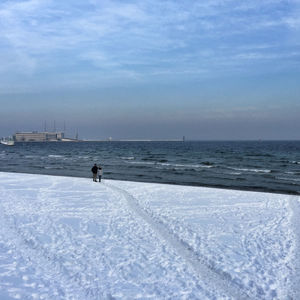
[{"x1": 13, "y1": 131, "x2": 65, "y2": 142}]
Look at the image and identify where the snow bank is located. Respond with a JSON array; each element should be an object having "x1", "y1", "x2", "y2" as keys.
[{"x1": 0, "y1": 172, "x2": 299, "y2": 299}]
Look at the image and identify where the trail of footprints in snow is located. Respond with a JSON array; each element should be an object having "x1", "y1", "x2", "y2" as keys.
[
  {"x1": 105, "y1": 182, "x2": 253, "y2": 300},
  {"x1": 0, "y1": 188, "x2": 108, "y2": 300}
]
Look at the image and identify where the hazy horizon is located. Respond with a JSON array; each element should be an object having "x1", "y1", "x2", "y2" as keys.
[{"x1": 1, "y1": 0, "x2": 299, "y2": 140}]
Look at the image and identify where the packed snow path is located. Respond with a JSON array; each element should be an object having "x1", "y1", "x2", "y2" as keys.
[
  {"x1": 105, "y1": 182, "x2": 251, "y2": 300},
  {"x1": 0, "y1": 172, "x2": 299, "y2": 299}
]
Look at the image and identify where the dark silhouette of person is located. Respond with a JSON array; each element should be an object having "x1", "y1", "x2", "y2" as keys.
[{"x1": 91, "y1": 164, "x2": 98, "y2": 182}]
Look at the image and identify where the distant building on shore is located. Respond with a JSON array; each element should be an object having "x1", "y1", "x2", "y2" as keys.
[{"x1": 13, "y1": 131, "x2": 65, "y2": 142}]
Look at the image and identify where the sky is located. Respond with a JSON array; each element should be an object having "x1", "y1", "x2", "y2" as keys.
[{"x1": 0, "y1": 0, "x2": 299, "y2": 140}]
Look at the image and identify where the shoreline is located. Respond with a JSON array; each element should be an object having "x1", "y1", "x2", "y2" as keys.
[{"x1": 1, "y1": 170, "x2": 298, "y2": 196}]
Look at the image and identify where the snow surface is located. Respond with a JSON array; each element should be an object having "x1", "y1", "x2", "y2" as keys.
[{"x1": 0, "y1": 172, "x2": 299, "y2": 299}]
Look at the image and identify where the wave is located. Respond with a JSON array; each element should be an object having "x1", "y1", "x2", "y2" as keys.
[
  {"x1": 159, "y1": 162, "x2": 213, "y2": 169},
  {"x1": 127, "y1": 161, "x2": 155, "y2": 165},
  {"x1": 246, "y1": 153, "x2": 274, "y2": 158},
  {"x1": 44, "y1": 166, "x2": 64, "y2": 169},
  {"x1": 48, "y1": 155, "x2": 65, "y2": 158},
  {"x1": 277, "y1": 177, "x2": 300, "y2": 183},
  {"x1": 284, "y1": 171, "x2": 300, "y2": 175},
  {"x1": 77, "y1": 155, "x2": 90, "y2": 159},
  {"x1": 228, "y1": 167, "x2": 271, "y2": 173},
  {"x1": 121, "y1": 156, "x2": 135, "y2": 160},
  {"x1": 126, "y1": 161, "x2": 213, "y2": 169}
]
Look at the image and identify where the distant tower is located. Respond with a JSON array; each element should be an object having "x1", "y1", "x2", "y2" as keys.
[
  {"x1": 44, "y1": 121, "x2": 47, "y2": 132},
  {"x1": 183, "y1": 136, "x2": 185, "y2": 142},
  {"x1": 53, "y1": 120, "x2": 56, "y2": 133},
  {"x1": 75, "y1": 129, "x2": 78, "y2": 140},
  {"x1": 63, "y1": 121, "x2": 66, "y2": 133}
]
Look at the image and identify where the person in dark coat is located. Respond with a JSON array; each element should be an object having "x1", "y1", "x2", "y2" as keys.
[{"x1": 91, "y1": 164, "x2": 98, "y2": 182}]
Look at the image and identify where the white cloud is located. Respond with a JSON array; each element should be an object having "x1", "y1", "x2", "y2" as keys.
[
  {"x1": 284, "y1": 17, "x2": 300, "y2": 29},
  {"x1": 79, "y1": 51, "x2": 120, "y2": 68},
  {"x1": 0, "y1": 0, "x2": 299, "y2": 92}
]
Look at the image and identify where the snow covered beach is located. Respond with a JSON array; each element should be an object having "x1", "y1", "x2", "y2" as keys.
[{"x1": 0, "y1": 172, "x2": 299, "y2": 299}]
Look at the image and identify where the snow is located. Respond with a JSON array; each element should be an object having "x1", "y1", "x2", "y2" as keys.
[{"x1": 0, "y1": 172, "x2": 299, "y2": 299}]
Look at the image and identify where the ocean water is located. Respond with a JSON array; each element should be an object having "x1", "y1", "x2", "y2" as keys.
[{"x1": 0, "y1": 141, "x2": 299, "y2": 195}]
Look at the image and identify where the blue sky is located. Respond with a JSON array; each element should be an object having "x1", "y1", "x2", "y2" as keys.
[{"x1": 0, "y1": 0, "x2": 299, "y2": 140}]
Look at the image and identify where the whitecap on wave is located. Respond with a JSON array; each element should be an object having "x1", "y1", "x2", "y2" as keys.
[
  {"x1": 126, "y1": 161, "x2": 213, "y2": 169},
  {"x1": 277, "y1": 177, "x2": 300, "y2": 183},
  {"x1": 228, "y1": 167, "x2": 271, "y2": 173},
  {"x1": 44, "y1": 166, "x2": 64, "y2": 169}
]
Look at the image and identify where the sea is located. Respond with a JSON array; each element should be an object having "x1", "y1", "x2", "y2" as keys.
[{"x1": 0, "y1": 141, "x2": 300, "y2": 195}]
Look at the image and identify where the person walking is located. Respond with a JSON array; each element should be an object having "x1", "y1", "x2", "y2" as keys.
[
  {"x1": 98, "y1": 166, "x2": 103, "y2": 182},
  {"x1": 91, "y1": 164, "x2": 98, "y2": 182}
]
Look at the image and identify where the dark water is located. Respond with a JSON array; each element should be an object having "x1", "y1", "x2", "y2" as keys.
[{"x1": 0, "y1": 141, "x2": 300, "y2": 195}]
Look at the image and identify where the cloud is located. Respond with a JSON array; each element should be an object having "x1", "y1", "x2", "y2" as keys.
[{"x1": 0, "y1": 0, "x2": 299, "y2": 93}]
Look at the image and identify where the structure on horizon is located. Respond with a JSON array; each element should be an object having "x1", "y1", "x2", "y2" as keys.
[{"x1": 13, "y1": 131, "x2": 67, "y2": 142}]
